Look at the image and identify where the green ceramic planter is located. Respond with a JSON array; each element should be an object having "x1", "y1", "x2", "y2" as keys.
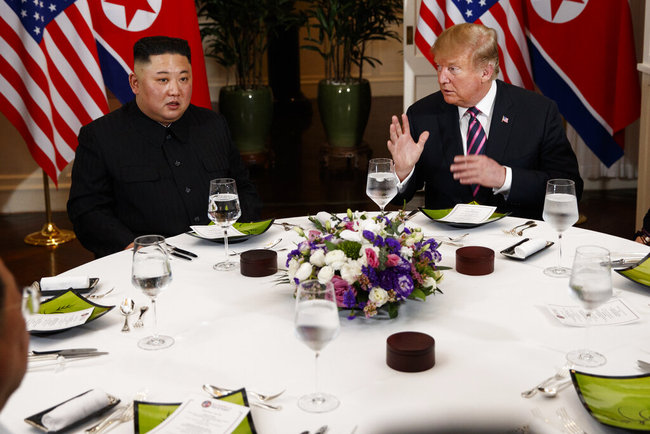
[
  {"x1": 218, "y1": 86, "x2": 273, "y2": 154},
  {"x1": 318, "y1": 79, "x2": 371, "y2": 148}
]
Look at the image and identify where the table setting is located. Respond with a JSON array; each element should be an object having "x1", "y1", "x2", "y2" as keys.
[{"x1": 4, "y1": 173, "x2": 650, "y2": 433}]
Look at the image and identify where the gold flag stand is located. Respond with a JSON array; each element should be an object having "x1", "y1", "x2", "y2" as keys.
[{"x1": 24, "y1": 170, "x2": 76, "y2": 247}]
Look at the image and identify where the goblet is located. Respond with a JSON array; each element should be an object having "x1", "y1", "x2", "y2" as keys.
[
  {"x1": 542, "y1": 179, "x2": 579, "y2": 277},
  {"x1": 295, "y1": 280, "x2": 340, "y2": 413},
  {"x1": 132, "y1": 235, "x2": 173, "y2": 350},
  {"x1": 208, "y1": 178, "x2": 241, "y2": 271},
  {"x1": 366, "y1": 158, "x2": 398, "y2": 215},
  {"x1": 566, "y1": 245, "x2": 612, "y2": 367}
]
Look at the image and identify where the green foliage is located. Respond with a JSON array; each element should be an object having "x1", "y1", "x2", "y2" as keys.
[
  {"x1": 338, "y1": 240, "x2": 362, "y2": 260},
  {"x1": 196, "y1": 0, "x2": 301, "y2": 89},
  {"x1": 301, "y1": 0, "x2": 402, "y2": 83}
]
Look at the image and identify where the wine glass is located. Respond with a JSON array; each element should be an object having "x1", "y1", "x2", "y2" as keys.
[
  {"x1": 566, "y1": 245, "x2": 612, "y2": 367},
  {"x1": 132, "y1": 235, "x2": 174, "y2": 350},
  {"x1": 542, "y1": 179, "x2": 579, "y2": 277},
  {"x1": 294, "y1": 280, "x2": 340, "y2": 413},
  {"x1": 366, "y1": 158, "x2": 398, "y2": 215},
  {"x1": 208, "y1": 178, "x2": 241, "y2": 271}
]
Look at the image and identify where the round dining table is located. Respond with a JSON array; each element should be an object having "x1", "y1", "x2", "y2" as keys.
[{"x1": 2, "y1": 213, "x2": 649, "y2": 434}]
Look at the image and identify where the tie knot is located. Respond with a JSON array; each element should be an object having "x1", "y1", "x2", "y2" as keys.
[{"x1": 467, "y1": 106, "x2": 480, "y2": 118}]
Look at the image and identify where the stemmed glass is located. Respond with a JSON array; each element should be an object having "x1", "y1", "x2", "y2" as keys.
[
  {"x1": 366, "y1": 158, "x2": 398, "y2": 215},
  {"x1": 542, "y1": 179, "x2": 579, "y2": 277},
  {"x1": 294, "y1": 280, "x2": 340, "y2": 413},
  {"x1": 566, "y1": 246, "x2": 612, "y2": 367},
  {"x1": 208, "y1": 178, "x2": 241, "y2": 271},
  {"x1": 132, "y1": 235, "x2": 174, "y2": 350}
]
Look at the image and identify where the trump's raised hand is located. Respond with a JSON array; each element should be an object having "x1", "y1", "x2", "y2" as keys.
[{"x1": 387, "y1": 114, "x2": 429, "y2": 181}]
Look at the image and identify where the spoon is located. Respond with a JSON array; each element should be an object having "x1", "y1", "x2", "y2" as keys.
[
  {"x1": 539, "y1": 379, "x2": 573, "y2": 397},
  {"x1": 119, "y1": 298, "x2": 135, "y2": 332},
  {"x1": 229, "y1": 238, "x2": 283, "y2": 256},
  {"x1": 202, "y1": 384, "x2": 282, "y2": 410},
  {"x1": 134, "y1": 305, "x2": 149, "y2": 328},
  {"x1": 517, "y1": 223, "x2": 537, "y2": 236}
]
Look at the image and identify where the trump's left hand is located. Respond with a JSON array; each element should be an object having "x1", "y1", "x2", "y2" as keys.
[{"x1": 450, "y1": 155, "x2": 506, "y2": 189}]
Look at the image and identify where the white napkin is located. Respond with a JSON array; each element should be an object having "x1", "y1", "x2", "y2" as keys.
[
  {"x1": 513, "y1": 238, "x2": 548, "y2": 259},
  {"x1": 41, "y1": 389, "x2": 111, "y2": 431},
  {"x1": 191, "y1": 225, "x2": 244, "y2": 239},
  {"x1": 40, "y1": 275, "x2": 90, "y2": 291}
]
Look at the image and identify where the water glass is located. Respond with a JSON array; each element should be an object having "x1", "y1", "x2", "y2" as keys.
[
  {"x1": 208, "y1": 178, "x2": 241, "y2": 271},
  {"x1": 295, "y1": 280, "x2": 340, "y2": 413},
  {"x1": 542, "y1": 179, "x2": 579, "y2": 277},
  {"x1": 366, "y1": 158, "x2": 398, "y2": 214}
]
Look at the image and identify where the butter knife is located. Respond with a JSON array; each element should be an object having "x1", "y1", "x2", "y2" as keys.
[{"x1": 30, "y1": 348, "x2": 97, "y2": 356}]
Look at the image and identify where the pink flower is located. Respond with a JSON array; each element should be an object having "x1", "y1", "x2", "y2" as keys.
[
  {"x1": 307, "y1": 230, "x2": 321, "y2": 242},
  {"x1": 331, "y1": 275, "x2": 355, "y2": 308},
  {"x1": 385, "y1": 254, "x2": 400, "y2": 267},
  {"x1": 365, "y1": 248, "x2": 379, "y2": 268}
]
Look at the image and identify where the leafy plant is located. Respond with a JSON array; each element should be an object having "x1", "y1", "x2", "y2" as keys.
[
  {"x1": 196, "y1": 0, "x2": 301, "y2": 89},
  {"x1": 301, "y1": 0, "x2": 402, "y2": 83}
]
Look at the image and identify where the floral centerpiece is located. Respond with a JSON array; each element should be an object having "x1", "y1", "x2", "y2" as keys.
[{"x1": 285, "y1": 210, "x2": 445, "y2": 319}]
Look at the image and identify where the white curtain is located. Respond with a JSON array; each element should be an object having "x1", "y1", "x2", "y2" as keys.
[{"x1": 566, "y1": 123, "x2": 639, "y2": 180}]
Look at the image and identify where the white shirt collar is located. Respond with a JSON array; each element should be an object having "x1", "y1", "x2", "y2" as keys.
[{"x1": 458, "y1": 80, "x2": 497, "y2": 119}]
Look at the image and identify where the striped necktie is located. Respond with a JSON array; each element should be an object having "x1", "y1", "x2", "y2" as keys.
[{"x1": 466, "y1": 106, "x2": 486, "y2": 196}]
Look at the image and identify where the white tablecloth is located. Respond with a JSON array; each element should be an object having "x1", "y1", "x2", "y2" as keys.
[{"x1": 3, "y1": 214, "x2": 650, "y2": 433}]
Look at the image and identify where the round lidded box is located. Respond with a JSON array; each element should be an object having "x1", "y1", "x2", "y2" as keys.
[
  {"x1": 240, "y1": 249, "x2": 278, "y2": 277},
  {"x1": 386, "y1": 331, "x2": 435, "y2": 372},
  {"x1": 455, "y1": 246, "x2": 495, "y2": 276}
]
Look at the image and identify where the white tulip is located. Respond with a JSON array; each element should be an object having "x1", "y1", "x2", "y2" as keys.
[
  {"x1": 309, "y1": 249, "x2": 326, "y2": 267},
  {"x1": 368, "y1": 287, "x2": 389, "y2": 307},
  {"x1": 295, "y1": 262, "x2": 313, "y2": 282},
  {"x1": 340, "y1": 261, "x2": 362, "y2": 284}
]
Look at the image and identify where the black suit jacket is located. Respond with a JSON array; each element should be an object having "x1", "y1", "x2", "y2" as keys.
[
  {"x1": 68, "y1": 101, "x2": 262, "y2": 257},
  {"x1": 394, "y1": 80, "x2": 583, "y2": 219}
]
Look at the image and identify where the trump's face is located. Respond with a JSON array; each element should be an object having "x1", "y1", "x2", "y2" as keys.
[
  {"x1": 434, "y1": 49, "x2": 492, "y2": 108},
  {"x1": 129, "y1": 53, "x2": 193, "y2": 125}
]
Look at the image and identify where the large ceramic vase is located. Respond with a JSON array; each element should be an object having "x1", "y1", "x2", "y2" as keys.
[
  {"x1": 318, "y1": 79, "x2": 371, "y2": 148},
  {"x1": 218, "y1": 86, "x2": 273, "y2": 157}
]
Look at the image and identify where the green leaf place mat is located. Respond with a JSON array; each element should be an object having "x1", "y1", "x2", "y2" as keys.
[
  {"x1": 571, "y1": 370, "x2": 650, "y2": 431},
  {"x1": 31, "y1": 290, "x2": 114, "y2": 335},
  {"x1": 134, "y1": 389, "x2": 256, "y2": 434},
  {"x1": 232, "y1": 219, "x2": 273, "y2": 235},
  {"x1": 616, "y1": 253, "x2": 650, "y2": 288},
  {"x1": 419, "y1": 206, "x2": 510, "y2": 228}
]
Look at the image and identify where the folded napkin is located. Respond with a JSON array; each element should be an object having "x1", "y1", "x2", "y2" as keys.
[
  {"x1": 513, "y1": 238, "x2": 548, "y2": 259},
  {"x1": 40, "y1": 276, "x2": 90, "y2": 291},
  {"x1": 41, "y1": 389, "x2": 111, "y2": 431}
]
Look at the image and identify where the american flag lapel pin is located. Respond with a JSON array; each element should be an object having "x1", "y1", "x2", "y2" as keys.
[{"x1": 501, "y1": 115, "x2": 509, "y2": 124}]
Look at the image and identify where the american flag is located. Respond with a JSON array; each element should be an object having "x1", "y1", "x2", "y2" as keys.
[
  {"x1": 415, "y1": 0, "x2": 534, "y2": 90},
  {"x1": 0, "y1": 0, "x2": 109, "y2": 185}
]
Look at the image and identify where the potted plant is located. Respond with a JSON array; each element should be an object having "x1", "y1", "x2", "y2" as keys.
[
  {"x1": 302, "y1": 0, "x2": 402, "y2": 148},
  {"x1": 196, "y1": 0, "x2": 299, "y2": 161}
]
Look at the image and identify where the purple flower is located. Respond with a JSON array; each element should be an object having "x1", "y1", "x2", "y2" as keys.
[
  {"x1": 385, "y1": 237, "x2": 401, "y2": 253},
  {"x1": 363, "y1": 230, "x2": 375, "y2": 243},
  {"x1": 332, "y1": 275, "x2": 356, "y2": 308}
]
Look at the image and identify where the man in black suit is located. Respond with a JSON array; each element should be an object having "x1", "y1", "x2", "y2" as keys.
[
  {"x1": 68, "y1": 36, "x2": 261, "y2": 257},
  {"x1": 388, "y1": 23, "x2": 582, "y2": 219}
]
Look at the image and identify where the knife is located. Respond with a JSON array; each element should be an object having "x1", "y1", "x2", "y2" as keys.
[
  {"x1": 638, "y1": 360, "x2": 650, "y2": 372},
  {"x1": 30, "y1": 348, "x2": 98, "y2": 356},
  {"x1": 171, "y1": 251, "x2": 193, "y2": 261},
  {"x1": 171, "y1": 246, "x2": 198, "y2": 258},
  {"x1": 405, "y1": 209, "x2": 419, "y2": 220},
  {"x1": 315, "y1": 425, "x2": 329, "y2": 434}
]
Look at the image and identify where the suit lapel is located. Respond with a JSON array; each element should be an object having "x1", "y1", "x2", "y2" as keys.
[
  {"x1": 486, "y1": 81, "x2": 513, "y2": 163},
  {"x1": 440, "y1": 102, "x2": 462, "y2": 168}
]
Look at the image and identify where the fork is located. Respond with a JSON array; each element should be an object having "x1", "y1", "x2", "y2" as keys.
[
  {"x1": 516, "y1": 223, "x2": 537, "y2": 236},
  {"x1": 273, "y1": 222, "x2": 296, "y2": 231},
  {"x1": 556, "y1": 408, "x2": 587, "y2": 434},
  {"x1": 88, "y1": 287, "x2": 115, "y2": 299},
  {"x1": 504, "y1": 220, "x2": 535, "y2": 236}
]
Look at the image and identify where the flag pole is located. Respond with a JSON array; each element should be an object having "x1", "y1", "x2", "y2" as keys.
[{"x1": 24, "y1": 170, "x2": 76, "y2": 246}]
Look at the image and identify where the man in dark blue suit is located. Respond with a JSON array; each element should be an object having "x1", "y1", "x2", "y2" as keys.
[{"x1": 388, "y1": 23, "x2": 582, "y2": 219}]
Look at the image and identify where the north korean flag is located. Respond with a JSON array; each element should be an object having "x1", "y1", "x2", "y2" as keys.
[
  {"x1": 525, "y1": 0, "x2": 640, "y2": 167},
  {"x1": 87, "y1": 0, "x2": 211, "y2": 109}
]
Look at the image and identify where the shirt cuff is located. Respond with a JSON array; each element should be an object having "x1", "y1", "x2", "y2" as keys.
[
  {"x1": 397, "y1": 167, "x2": 416, "y2": 192},
  {"x1": 492, "y1": 166, "x2": 512, "y2": 198}
]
